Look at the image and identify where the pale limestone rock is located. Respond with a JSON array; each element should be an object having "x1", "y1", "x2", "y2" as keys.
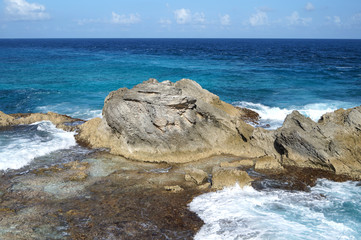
[
  {"x1": 220, "y1": 159, "x2": 254, "y2": 168},
  {"x1": 0, "y1": 111, "x2": 82, "y2": 131},
  {"x1": 211, "y1": 167, "x2": 252, "y2": 189},
  {"x1": 164, "y1": 185, "x2": 184, "y2": 193},
  {"x1": 197, "y1": 182, "x2": 211, "y2": 190},
  {"x1": 77, "y1": 78, "x2": 264, "y2": 163},
  {"x1": 0, "y1": 111, "x2": 15, "y2": 126},
  {"x1": 184, "y1": 168, "x2": 208, "y2": 185},
  {"x1": 254, "y1": 156, "x2": 284, "y2": 173},
  {"x1": 271, "y1": 107, "x2": 361, "y2": 179}
]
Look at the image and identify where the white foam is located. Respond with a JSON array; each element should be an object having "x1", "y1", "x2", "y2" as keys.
[
  {"x1": 235, "y1": 101, "x2": 354, "y2": 129},
  {"x1": 36, "y1": 105, "x2": 102, "y2": 120},
  {"x1": 190, "y1": 180, "x2": 360, "y2": 240},
  {"x1": 0, "y1": 121, "x2": 76, "y2": 170}
]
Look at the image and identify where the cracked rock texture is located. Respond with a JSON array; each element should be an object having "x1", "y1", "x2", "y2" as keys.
[
  {"x1": 76, "y1": 78, "x2": 263, "y2": 163},
  {"x1": 251, "y1": 107, "x2": 361, "y2": 179},
  {"x1": 76, "y1": 78, "x2": 361, "y2": 180}
]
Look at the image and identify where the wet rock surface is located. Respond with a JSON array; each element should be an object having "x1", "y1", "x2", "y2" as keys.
[
  {"x1": 0, "y1": 152, "x2": 205, "y2": 240},
  {"x1": 0, "y1": 146, "x2": 357, "y2": 239}
]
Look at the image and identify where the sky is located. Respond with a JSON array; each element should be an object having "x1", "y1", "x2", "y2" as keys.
[{"x1": 0, "y1": 0, "x2": 361, "y2": 38}]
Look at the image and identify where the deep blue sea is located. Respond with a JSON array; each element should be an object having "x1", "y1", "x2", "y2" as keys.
[{"x1": 1, "y1": 39, "x2": 361, "y2": 239}]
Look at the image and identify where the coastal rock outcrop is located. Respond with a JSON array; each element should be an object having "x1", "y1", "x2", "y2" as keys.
[
  {"x1": 76, "y1": 78, "x2": 263, "y2": 163},
  {"x1": 0, "y1": 111, "x2": 83, "y2": 131},
  {"x1": 250, "y1": 106, "x2": 361, "y2": 180},
  {"x1": 75, "y1": 78, "x2": 361, "y2": 179}
]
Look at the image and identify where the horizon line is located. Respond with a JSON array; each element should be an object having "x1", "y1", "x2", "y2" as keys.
[{"x1": 1, "y1": 37, "x2": 361, "y2": 40}]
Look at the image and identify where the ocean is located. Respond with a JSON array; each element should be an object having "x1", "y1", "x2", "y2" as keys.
[{"x1": 1, "y1": 38, "x2": 360, "y2": 239}]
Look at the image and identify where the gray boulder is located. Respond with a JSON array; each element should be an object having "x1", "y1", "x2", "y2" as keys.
[
  {"x1": 260, "y1": 107, "x2": 361, "y2": 179},
  {"x1": 76, "y1": 79, "x2": 263, "y2": 163}
]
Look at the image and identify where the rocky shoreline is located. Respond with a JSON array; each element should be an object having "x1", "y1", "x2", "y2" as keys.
[{"x1": 0, "y1": 78, "x2": 360, "y2": 239}]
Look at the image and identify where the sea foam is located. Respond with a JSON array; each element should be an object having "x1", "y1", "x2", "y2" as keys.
[
  {"x1": 0, "y1": 121, "x2": 76, "y2": 170},
  {"x1": 190, "y1": 179, "x2": 361, "y2": 240},
  {"x1": 36, "y1": 105, "x2": 102, "y2": 120},
  {"x1": 235, "y1": 101, "x2": 355, "y2": 129}
]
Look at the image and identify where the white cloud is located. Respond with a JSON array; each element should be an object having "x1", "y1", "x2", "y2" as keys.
[
  {"x1": 174, "y1": 8, "x2": 192, "y2": 24},
  {"x1": 220, "y1": 14, "x2": 230, "y2": 26},
  {"x1": 4, "y1": 0, "x2": 49, "y2": 21},
  {"x1": 326, "y1": 16, "x2": 341, "y2": 26},
  {"x1": 287, "y1": 11, "x2": 312, "y2": 26},
  {"x1": 193, "y1": 12, "x2": 205, "y2": 24},
  {"x1": 249, "y1": 10, "x2": 268, "y2": 26},
  {"x1": 305, "y1": 2, "x2": 315, "y2": 11},
  {"x1": 77, "y1": 18, "x2": 102, "y2": 26},
  {"x1": 351, "y1": 12, "x2": 361, "y2": 24},
  {"x1": 333, "y1": 16, "x2": 341, "y2": 25},
  {"x1": 173, "y1": 8, "x2": 206, "y2": 26},
  {"x1": 111, "y1": 12, "x2": 141, "y2": 25},
  {"x1": 159, "y1": 18, "x2": 172, "y2": 27}
]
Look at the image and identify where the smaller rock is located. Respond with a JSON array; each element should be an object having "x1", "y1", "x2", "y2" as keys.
[
  {"x1": 184, "y1": 168, "x2": 208, "y2": 185},
  {"x1": 197, "y1": 182, "x2": 211, "y2": 190},
  {"x1": 0, "y1": 111, "x2": 83, "y2": 131},
  {"x1": 254, "y1": 156, "x2": 284, "y2": 173},
  {"x1": 220, "y1": 159, "x2": 254, "y2": 168},
  {"x1": 164, "y1": 185, "x2": 184, "y2": 193},
  {"x1": 0, "y1": 111, "x2": 15, "y2": 126},
  {"x1": 211, "y1": 167, "x2": 252, "y2": 190},
  {"x1": 236, "y1": 107, "x2": 260, "y2": 124}
]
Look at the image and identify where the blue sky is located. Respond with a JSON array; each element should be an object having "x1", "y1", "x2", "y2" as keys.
[{"x1": 0, "y1": 0, "x2": 361, "y2": 38}]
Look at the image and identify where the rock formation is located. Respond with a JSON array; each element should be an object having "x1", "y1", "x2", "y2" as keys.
[
  {"x1": 251, "y1": 107, "x2": 361, "y2": 180},
  {"x1": 211, "y1": 166, "x2": 252, "y2": 189},
  {"x1": 75, "y1": 78, "x2": 361, "y2": 180},
  {"x1": 0, "y1": 111, "x2": 83, "y2": 131},
  {"x1": 2, "y1": 78, "x2": 359, "y2": 181},
  {"x1": 76, "y1": 78, "x2": 264, "y2": 163}
]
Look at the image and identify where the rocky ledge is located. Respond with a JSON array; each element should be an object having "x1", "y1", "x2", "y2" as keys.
[
  {"x1": 0, "y1": 111, "x2": 84, "y2": 131},
  {"x1": 75, "y1": 78, "x2": 360, "y2": 181}
]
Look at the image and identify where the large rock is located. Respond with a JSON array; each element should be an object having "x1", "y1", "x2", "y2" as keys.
[
  {"x1": 76, "y1": 79, "x2": 263, "y2": 163},
  {"x1": 75, "y1": 78, "x2": 361, "y2": 180},
  {"x1": 270, "y1": 107, "x2": 361, "y2": 179}
]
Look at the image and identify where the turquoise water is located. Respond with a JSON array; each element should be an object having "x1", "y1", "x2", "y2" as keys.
[
  {"x1": 0, "y1": 39, "x2": 361, "y2": 239},
  {"x1": 0, "y1": 39, "x2": 360, "y2": 121}
]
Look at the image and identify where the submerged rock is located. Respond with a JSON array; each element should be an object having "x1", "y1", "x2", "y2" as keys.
[{"x1": 76, "y1": 78, "x2": 263, "y2": 163}]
